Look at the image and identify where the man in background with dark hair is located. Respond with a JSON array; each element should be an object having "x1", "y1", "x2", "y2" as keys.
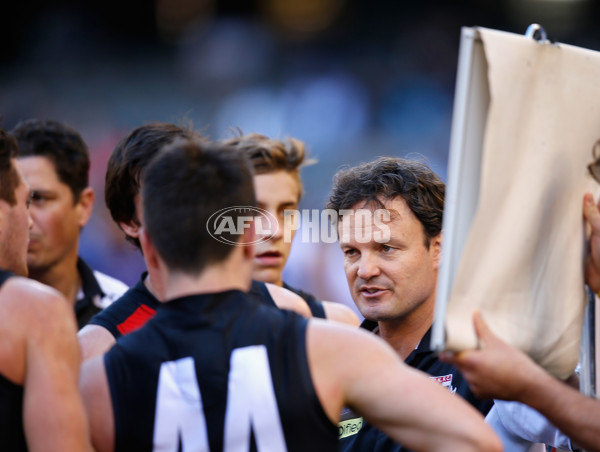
[
  {"x1": 326, "y1": 157, "x2": 494, "y2": 451},
  {"x1": 78, "y1": 123, "x2": 203, "y2": 358},
  {"x1": 12, "y1": 118, "x2": 128, "y2": 328},
  {"x1": 0, "y1": 127, "x2": 91, "y2": 451},
  {"x1": 78, "y1": 123, "x2": 310, "y2": 360},
  {"x1": 80, "y1": 137, "x2": 500, "y2": 452}
]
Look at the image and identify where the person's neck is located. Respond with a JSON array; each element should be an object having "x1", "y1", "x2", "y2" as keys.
[
  {"x1": 375, "y1": 301, "x2": 435, "y2": 361},
  {"x1": 144, "y1": 265, "x2": 165, "y2": 301},
  {"x1": 163, "y1": 259, "x2": 252, "y2": 302},
  {"x1": 28, "y1": 252, "x2": 81, "y2": 305}
]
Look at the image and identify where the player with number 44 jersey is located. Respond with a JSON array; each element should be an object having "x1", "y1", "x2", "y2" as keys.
[{"x1": 79, "y1": 137, "x2": 500, "y2": 452}]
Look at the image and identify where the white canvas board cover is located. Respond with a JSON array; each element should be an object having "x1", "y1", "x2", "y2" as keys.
[{"x1": 434, "y1": 27, "x2": 600, "y2": 379}]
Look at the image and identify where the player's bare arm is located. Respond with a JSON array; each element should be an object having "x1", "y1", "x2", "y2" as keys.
[
  {"x1": 306, "y1": 319, "x2": 501, "y2": 452},
  {"x1": 1, "y1": 278, "x2": 92, "y2": 452},
  {"x1": 78, "y1": 324, "x2": 117, "y2": 361}
]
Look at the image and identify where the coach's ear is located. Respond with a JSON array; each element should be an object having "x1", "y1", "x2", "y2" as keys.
[{"x1": 431, "y1": 232, "x2": 442, "y2": 270}]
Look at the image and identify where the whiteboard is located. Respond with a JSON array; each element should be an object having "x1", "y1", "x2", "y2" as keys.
[{"x1": 431, "y1": 25, "x2": 598, "y2": 396}]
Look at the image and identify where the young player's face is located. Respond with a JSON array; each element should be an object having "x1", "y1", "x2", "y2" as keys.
[
  {"x1": 18, "y1": 156, "x2": 86, "y2": 274},
  {"x1": 252, "y1": 171, "x2": 300, "y2": 286},
  {"x1": 339, "y1": 196, "x2": 440, "y2": 323},
  {"x1": 0, "y1": 161, "x2": 33, "y2": 276}
]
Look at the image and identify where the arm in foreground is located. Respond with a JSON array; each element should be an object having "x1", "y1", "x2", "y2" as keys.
[
  {"x1": 584, "y1": 192, "x2": 600, "y2": 293},
  {"x1": 80, "y1": 355, "x2": 115, "y2": 452},
  {"x1": 307, "y1": 320, "x2": 501, "y2": 452},
  {"x1": 15, "y1": 280, "x2": 92, "y2": 452},
  {"x1": 441, "y1": 311, "x2": 600, "y2": 452}
]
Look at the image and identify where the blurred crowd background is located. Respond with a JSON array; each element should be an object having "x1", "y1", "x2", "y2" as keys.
[{"x1": 2, "y1": 0, "x2": 599, "y2": 315}]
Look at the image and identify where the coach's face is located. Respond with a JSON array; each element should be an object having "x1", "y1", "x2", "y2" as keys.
[
  {"x1": 0, "y1": 160, "x2": 33, "y2": 276},
  {"x1": 339, "y1": 196, "x2": 440, "y2": 323}
]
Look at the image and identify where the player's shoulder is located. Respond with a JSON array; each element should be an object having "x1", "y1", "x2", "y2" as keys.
[
  {"x1": 322, "y1": 301, "x2": 361, "y2": 327},
  {"x1": 306, "y1": 317, "x2": 397, "y2": 366},
  {"x1": 2, "y1": 276, "x2": 64, "y2": 303},
  {"x1": 0, "y1": 276, "x2": 73, "y2": 325},
  {"x1": 266, "y1": 283, "x2": 312, "y2": 317}
]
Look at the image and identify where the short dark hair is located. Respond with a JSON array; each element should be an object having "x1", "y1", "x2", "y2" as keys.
[
  {"x1": 0, "y1": 128, "x2": 20, "y2": 206},
  {"x1": 326, "y1": 157, "x2": 445, "y2": 246},
  {"x1": 142, "y1": 138, "x2": 256, "y2": 274},
  {"x1": 11, "y1": 119, "x2": 89, "y2": 202},
  {"x1": 105, "y1": 123, "x2": 199, "y2": 249},
  {"x1": 222, "y1": 132, "x2": 315, "y2": 200}
]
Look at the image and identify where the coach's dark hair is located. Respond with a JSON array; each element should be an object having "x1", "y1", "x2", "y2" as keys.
[
  {"x1": 142, "y1": 138, "x2": 256, "y2": 274},
  {"x1": 11, "y1": 119, "x2": 89, "y2": 202},
  {"x1": 105, "y1": 123, "x2": 199, "y2": 249},
  {"x1": 0, "y1": 128, "x2": 20, "y2": 206},
  {"x1": 326, "y1": 157, "x2": 445, "y2": 246}
]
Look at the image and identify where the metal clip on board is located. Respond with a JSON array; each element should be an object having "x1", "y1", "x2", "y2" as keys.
[{"x1": 525, "y1": 24, "x2": 549, "y2": 43}]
